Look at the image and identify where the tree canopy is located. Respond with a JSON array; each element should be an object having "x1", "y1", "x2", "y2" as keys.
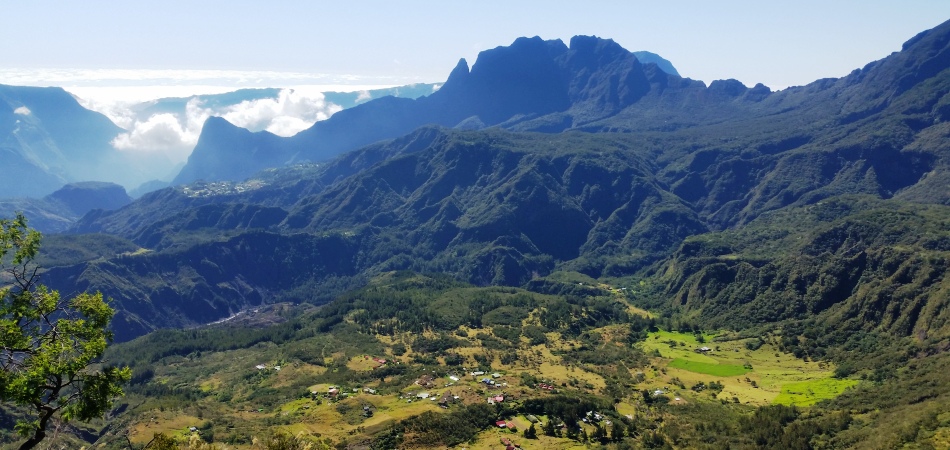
[{"x1": 0, "y1": 213, "x2": 130, "y2": 449}]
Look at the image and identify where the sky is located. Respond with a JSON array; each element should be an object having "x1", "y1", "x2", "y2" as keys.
[
  {"x1": 2, "y1": 1, "x2": 949, "y2": 169},
  {"x1": 3, "y1": 1, "x2": 949, "y2": 89}
]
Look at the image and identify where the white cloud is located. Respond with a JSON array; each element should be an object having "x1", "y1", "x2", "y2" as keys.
[
  {"x1": 0, "y1": 68, "x2": 431, "y2": 165},
  {"x1": 111, "y1": 98, "x2": 212, "y2": 160},
  {"x1": 265, "y1": 116, "x2": 314, "y2": 137},
  {"x1": 111, "y1": 112, "x2": 199, "y2": 161},
  {"x1": 13, "y1": 106, "x2": 30, "y2": 115},
  {"x1": 108, "y1": 89, "x2": 347, "y2": 162},
  {"x1": 219, "y1": 89, "x2": 343, "y2": 136}
]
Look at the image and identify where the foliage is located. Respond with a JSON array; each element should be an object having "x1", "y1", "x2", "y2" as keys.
[
  {"x1": 0, "y1": 214, "x2": 130, "y2": 449},
  {"x1": 374, "y1": 403, "x2": 497, "y2": 448}
]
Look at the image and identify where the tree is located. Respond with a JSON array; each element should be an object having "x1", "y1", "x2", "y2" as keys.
[
  {"x1": 523, "y1": 422, "x2": 537, "y2": 439},
  {"x1": 0, "y1": 214, "x2": 131, "y2": 449},
  {"x1": 542, "y1": 418, "x2": 557, "y2": 437}
]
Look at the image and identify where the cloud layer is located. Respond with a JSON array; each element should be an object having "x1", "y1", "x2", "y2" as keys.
[
  {"x1": 109, "y1": 89, "x2": 345, "y2": 163},
  {"x1": 0, "y1": 68, "x2": 414, "y2": 165},
  {"x1": 219, "y1": 88, "x2": 343, "y2": 136}
]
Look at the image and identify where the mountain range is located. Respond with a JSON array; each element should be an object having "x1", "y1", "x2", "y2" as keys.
[
  {"x1": 173, "y1": 36, "x2": 689, "y2": 185},
  {"x1": 28, "y1": 20, "x2": 948, "y2": 343},
  {"x1": 3, "y1": 17, "x2": 950, "y2": 450}
]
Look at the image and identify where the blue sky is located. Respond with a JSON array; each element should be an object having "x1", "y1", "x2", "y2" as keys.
[{"x1": 3, "y1": 1, "x2": 949, "y2": 90}]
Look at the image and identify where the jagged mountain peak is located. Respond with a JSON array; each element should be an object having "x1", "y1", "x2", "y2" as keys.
[
  {"x1": 175, "y1": 34, "x2": 683, "y2": 184},
  {"x1": 174, "y1": 23, "x2": 947, "y2": 187},
  {"x1": 445, "y1": 58, "x2": 470, "y2": 83}
]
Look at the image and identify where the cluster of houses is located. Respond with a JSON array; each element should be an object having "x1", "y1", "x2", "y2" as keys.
[
  {"x1": 582, "y1": 410, "x2": 611, "y2": 426},
  {"x1": 399, "y1": 391, "x2": 461, "y2": 408},
  {"x1": 495, "y1": 420, "x2": 517, "y2": 430},
  {"x1": 500, "y1": 437, "x2": 522, "y2": 450},
  {"x1": 535, "y1": 382, "x2": 556, "y2": 391},
  {"x1": 479, "y1": 376, "x2": 508, "y2": 388},
  {"x1": 313, "y1": 385, "x2": 379, "y2": 402},
  {"x1": 254, "y1": 364, "x2": 281, "y2": 371},
  {"x1": 180, "y1": 180, "x2": 265, "y2": 198}
]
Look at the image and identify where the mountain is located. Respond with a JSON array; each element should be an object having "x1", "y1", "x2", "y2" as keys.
[
  {"x1": 0, "y1": 181, "x2": 132, "y2": 233},
  {"x1": 0, "y1": 85, "x2": 125, "y2": 197},
  {"x1": 174, "y1": 37, "x2": 686, "y2": 184},
  {"x1": 633, "y1": 50, "x2": 680, "y2": 76},
  {"x1": 59, "y1": 19, "x2": 950, "y2": 343}
]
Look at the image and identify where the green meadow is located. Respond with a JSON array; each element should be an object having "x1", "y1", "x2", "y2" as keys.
[
  {"x1": 773, "y1": 378, "x2": 860, "y2": 406},
  {"x1": 667, "y1": 359, "x2": 750, "y2": 377},
  {"x1": 640, "y1": 330, "x2": 858, "y2": 406}
]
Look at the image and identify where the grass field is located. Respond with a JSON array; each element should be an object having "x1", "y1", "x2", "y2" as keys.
[
  {"x1": 773, "y1": 378, "x2": 859, "y2": 406},
  {"x1": 638, "y1": 330, "x2": 859, "y2": 406},
  {"x1": 667, "y1": 359, "x2": 751, "y2": 377}
]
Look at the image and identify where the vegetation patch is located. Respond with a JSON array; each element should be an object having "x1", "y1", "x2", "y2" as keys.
[
  {"x1": 773, "y1": 378, "x2": 859, "y2": 406},
  {"x1": 667, "y1": 358, "x2": 751, "y2": 377}
]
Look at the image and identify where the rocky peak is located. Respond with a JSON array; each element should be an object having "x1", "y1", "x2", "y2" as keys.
[{"x1": 445, "y1": 58, "x2": 470, "y2": 85}]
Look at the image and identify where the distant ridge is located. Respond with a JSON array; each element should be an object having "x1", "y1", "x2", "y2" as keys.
[
  {"x1": 0, "y1": 181, "x2": 131, "y2": 233},
  {"x1": 633, "y1": 50, "x2": 679, "y2": 76},
  {"x1": 174, "y1": 36, "x2": 689, "y2": 185}
]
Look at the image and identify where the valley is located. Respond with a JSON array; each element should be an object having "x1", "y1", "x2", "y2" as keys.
[{"x1": 97, "y1": 274, "x2": 867, "y2": 449}]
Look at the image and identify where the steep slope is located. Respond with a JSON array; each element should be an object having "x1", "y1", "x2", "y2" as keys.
[
  {"x1": 0, "y1": 85, "x2": 127, "y2": 196},
  {"x1": 43, "y1": 230, "x2": 363, "y2": 342},
  {"x1": 656, "y1": 196, "x2": 950, "y2": 343},
  {"x1": 54, "y1": 128, "x2": 706, "y2": 340},
  {"x1": 281, "y1": 128, "x2": 706, "y2": 280}
]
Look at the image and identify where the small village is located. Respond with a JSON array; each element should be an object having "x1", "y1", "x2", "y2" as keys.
[{"x1": 180, "y1": 179, "x2": 267, "y2": 198}]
